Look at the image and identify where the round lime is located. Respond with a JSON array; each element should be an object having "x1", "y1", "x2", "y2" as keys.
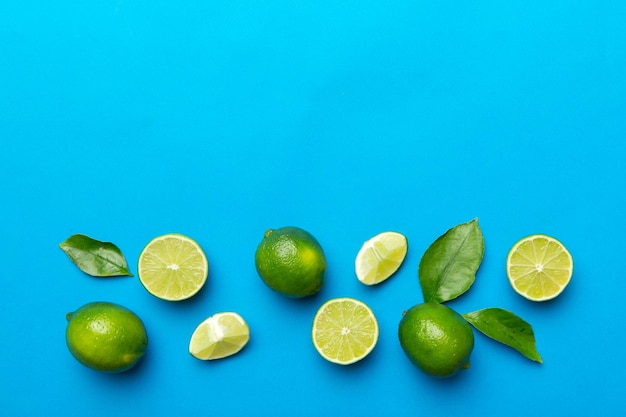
[
  {"x1": 255, "y1": 226, "x2": 326, "y2": 298},
  {"x1": 398, "y1": 302, "x2": 474, "y2": 378},
  {"x1": 66, "y1": 302, "x2": 148, "y2": 373}
]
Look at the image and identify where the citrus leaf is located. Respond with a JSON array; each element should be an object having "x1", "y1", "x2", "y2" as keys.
[
  {"x1": 59, "y1": 234, "x2": 133, "y2": 277},
  {"x1": 418, "y1": 219, "x2": 484, "y2": 303},
  {"x1": 463, "y1": 308, "x2": 543, "y2": 363}
]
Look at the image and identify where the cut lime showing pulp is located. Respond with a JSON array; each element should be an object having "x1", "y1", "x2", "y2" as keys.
[
  {"x1": 355, "y1": 231, "x2": 407, "y2": 285},
  {"x1": 312, "y1": 298, "x2": 378, "y2": 365},
  {"x1": 138, "y1": 234, "x2": 208, "y2": 301},
  {"x1": 506, "y1": 234, "x2": 573, "y2": 302},
  {"x1": 189, "y1": 312, "x2": 250, "y2": 360}
]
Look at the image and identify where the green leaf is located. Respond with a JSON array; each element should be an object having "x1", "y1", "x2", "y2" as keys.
[
  {"x1": 463, "y1": 308, "x2": 543, "y2": 363},
  {"x1": 59, "y1": 234, "x2": 133, "y2": 277},
  {"x1": 418, "y1": 219, "x2": 484, "y2": 303}
]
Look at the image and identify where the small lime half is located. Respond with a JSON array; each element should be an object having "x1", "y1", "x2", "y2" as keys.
[
  {"x1": 312, "y1": 297, "x2": 378, "y2": 365},
  {"x1": 138, "y1": 234, "x2": 208, "y2": 301},
  {"x1": 506, "y1": 234, "x2": 573, "y2": 301}
]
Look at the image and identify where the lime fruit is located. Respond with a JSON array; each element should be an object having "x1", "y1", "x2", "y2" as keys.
[
  {"x1": 65, "y1": 302, "x2": 148, "y2": 373},
  {"x1": 137, "y1": 233, "x2": 208, "y2": 301},
  {"x1": 398, "y1": 303, "x2": 474, "y2": 378},
  {"x1": 506, "y1": 234, "x2": 573, "y2": 302},
  {"x1": 355, "y1": 231, "x2": 408, "y2": 285},
  {"x1": 189, "y1": 312, "x2": 250, "y2": 360},
  {"x1": 312, "y1": 297, "x2": 378, "y2": 365},
  {"x1": 255, "y1": 226, "x2": 326, "y2": 298}
]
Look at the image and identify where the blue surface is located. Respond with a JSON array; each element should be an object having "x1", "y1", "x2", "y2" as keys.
[{"x1": 1, "y1": 1, "x2": 626, "y2": 416}]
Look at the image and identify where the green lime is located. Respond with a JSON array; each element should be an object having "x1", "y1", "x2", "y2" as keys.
[
  {"x1": 66, "y1": 302, "x2": 148, "y2": 373},
  {"x1": 398, "y1": 303, "x2": 474, "y2": 378},
  {"x1": 254, "y1": 226, "x2": 326, "y2": 298}
]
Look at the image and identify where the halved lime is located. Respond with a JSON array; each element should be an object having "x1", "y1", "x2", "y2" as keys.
[
  {"x1": 189, "y1": 312, "x2": 250, "y2": 360},
  {"x1": 506, "y1": 234, "x2": 573, "y2": 301},
  {"x1": 355, "y1": 231, "x2": 407, "y2": 285},
  {"x1": 137, "y1": 234, "x2": 208, "y2": 301},
  {"x1": 312, "y1": 297, "x2": 378, "y2": 365}
]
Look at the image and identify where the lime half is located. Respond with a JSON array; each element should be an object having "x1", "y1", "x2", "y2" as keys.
[
  {"x1": 138, "y1": 234, "x2": 208, "y2": 301},
  {"x1": 312, "y1": 298, "x2": 378, "y2": 365},
  {"x1": 506, "y1": 234, "x2": 573, "y2": 301}
]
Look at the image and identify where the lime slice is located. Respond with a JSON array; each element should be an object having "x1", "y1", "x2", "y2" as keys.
[
  {"x1": 189, "y1": 312, "x2": 250, "y2": 360},
  {"x1": 506, "y1": 234, "x2": 573, "y2": 301},
  {"x1": 137, "y1": 234, "x2": 208, "y2": 301},
  {"x1": 355, "y1": 231, "x2": 408, "y2": 285},
  {"x1": 312, "y1": 297, "x2": 379, "y2": 365}
]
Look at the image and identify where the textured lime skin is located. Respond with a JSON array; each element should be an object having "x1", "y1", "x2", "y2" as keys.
[
  {"x1": 255, "y1": 227, "x2": 326, "y2": 298},
  {"x1": 65, "y1": 302, "x2": 148, "y2": 373},
  {"x1": 398, "y1": 303, "x2": 474, "y2": 378}
]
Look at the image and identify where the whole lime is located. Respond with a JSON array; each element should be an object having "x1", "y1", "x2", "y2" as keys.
[
  {"x1": 254, "y1": 226, "x2": 326, "y2": 298},
  {"x1": 398, "y1": 302, "x2": 474, "y2": 378},
  {"x1": 66, "y1": 302, "x2": 148, "y2": 373}
]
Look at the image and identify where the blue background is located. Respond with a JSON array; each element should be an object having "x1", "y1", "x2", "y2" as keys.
[{"x1": 1, "y1": 1, "x2": 625, "y2": 416}]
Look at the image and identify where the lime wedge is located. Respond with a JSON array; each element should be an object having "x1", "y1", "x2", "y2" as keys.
[
  {"x1": 137, "y1": 234, "x2": 208, "y2": 301},
  {"x1": 355, "y1": 231, "x2": 407, "y2": 285},
  {"x1": 312, "y1": 298, "x2": 378, "y2": 365},
  {"x1": 189, "y1": 312, "x2": 250, "y2": 360},
  {"x1": 506, "y1": 234, "x2": 573, "y2": 301}
]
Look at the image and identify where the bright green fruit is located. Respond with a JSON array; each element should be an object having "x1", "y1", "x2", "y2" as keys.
[
  {"x1": 398, "y1": 302, "x2": 474, "y2": 378},
  {"x1": 138, "y1": 233, "x2": 208, "y2": 301},
  {"x1": 255, "y1": 226, "x2": 326, "y2": 298},
  {"x1": 312, "y1": 298, "x2": 379, "y2": 365},
  {"x1": 506, "y1": 234, "x2": 573, "y2": 302},
  {"x1": 66, "y1": 302, "x2": 148, "y2": 373}
]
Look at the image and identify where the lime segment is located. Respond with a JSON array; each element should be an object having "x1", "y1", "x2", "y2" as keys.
[
  {"x1": 312, "y1": 298, "x2": 378, "y2": 365},
  {"x1": 189, "y1": 312, "x2": 250, "y2": 360},
  {"x1": 355, "y1": 231, "x2": 407, "y2": 285},
  {"x1": 138, "y1": 234, "x2": 208, "y2": 301},
  {"x1": 506, "y1": 234, "x2": 573, "y2": 301}
]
